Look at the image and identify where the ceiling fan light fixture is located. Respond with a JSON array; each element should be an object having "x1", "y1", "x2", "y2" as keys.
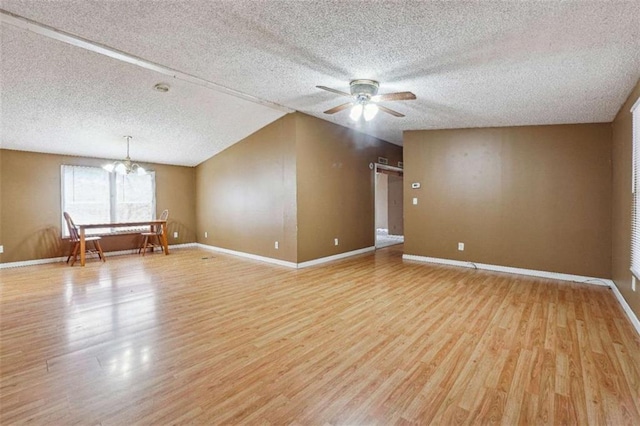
[
  {"x1": 363, "y1": 103, "x2": 379, "y2": 121},
  {"x1": 318, "y1": 79, "x2": 414, "y2": 119},
  {"x1": 103, "y1": 136, "x2": 148, "y2": 175},
  {"x1": 350, "y1": 104, "x2": 363, "y2": 121}
]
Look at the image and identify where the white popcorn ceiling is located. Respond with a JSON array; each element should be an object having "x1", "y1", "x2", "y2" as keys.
[{"x1": 1, "y1": 0, "x2": 639, "y2": 166}]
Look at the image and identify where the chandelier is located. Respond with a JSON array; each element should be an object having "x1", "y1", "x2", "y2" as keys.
[{"x1": 103, "y1": 136, "x2": 147, "y2": 175}]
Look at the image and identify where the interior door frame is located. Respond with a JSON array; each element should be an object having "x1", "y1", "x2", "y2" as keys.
[{"x1": 372, "y1": 162, "x2": 404, "y2": 248}]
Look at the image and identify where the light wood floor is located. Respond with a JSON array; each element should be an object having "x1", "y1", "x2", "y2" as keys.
[{"x1": 1, "y1": 245, "x2": 639, "y2": 425}]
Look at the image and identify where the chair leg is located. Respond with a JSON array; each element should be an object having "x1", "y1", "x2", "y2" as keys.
[
  {"x1": 66, "y1": 243, "x2": 74, "y2": 263},
  {"x1": 141, "y1": 235, "x2": 149, "y2": 256},
  {"x1": 94, "y1": 240, "x2": 106, "y2": 262},
  {"x1": 69, "y1": 242, "x2": 79, "y2": 266}
]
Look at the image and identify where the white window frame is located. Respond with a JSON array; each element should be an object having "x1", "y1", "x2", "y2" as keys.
[
  {"x1": 61, "y1": 165, "x2": 156, "y2": 237},
  {"x1": 630, "y1": 96, "x2": 640, "y2": 279}
]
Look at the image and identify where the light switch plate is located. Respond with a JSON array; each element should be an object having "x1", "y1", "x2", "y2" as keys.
[{"x1": 412, "y1": 197, "x2": 418, "y2": 205}]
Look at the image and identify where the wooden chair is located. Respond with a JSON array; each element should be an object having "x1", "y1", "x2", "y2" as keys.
[
  {"x1": 63, "y1": 212, "x2": 105, "y2": 266},
  {"x1": 139, "y1": 209, "x2": 169, "y2": 256}
]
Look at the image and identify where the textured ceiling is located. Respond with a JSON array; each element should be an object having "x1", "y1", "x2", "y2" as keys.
[{"x1": 1, "y1": 1, "x2": 639, "y2": 166}]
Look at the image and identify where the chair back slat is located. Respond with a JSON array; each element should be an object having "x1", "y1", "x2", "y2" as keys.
[
  {"x1": 63, "y1": 212, "x2": 80, "y2": 242},
  {"x1": 157, "y1": 209, "x2": 169, "y2": 235}
]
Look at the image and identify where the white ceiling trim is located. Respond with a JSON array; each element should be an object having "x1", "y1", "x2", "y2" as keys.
[{"x1": 0, "y1": 8, "x2": 294, "y2": 114}]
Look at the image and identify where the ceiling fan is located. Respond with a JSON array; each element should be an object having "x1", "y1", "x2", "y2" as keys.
[{"x1": 316, "y1": 79, "x2": 416, "y2": 121}]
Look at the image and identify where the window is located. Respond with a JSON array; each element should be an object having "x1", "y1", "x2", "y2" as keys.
[
  {"x1": 61, "y1": 165, "x2": 156, "y2": 236},
  {"x1": 631, "y1": 97, "x2": 640, "y2": 278}
]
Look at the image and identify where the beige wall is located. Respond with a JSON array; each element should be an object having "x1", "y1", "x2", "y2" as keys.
[
  {"x1": 612, "y1": 79, "x2": 640, "y2": 319},
  {"x1": 195, "y1": 114, "x2": 298, "y2": 262},
  {"x1": 0, "y1": 149, "x2": 196, "y2": 263},
  {"x1": 295, "y1": 113, "x2": 403, "y2": 262},
  {"x1": 404, "y1": 123, "x2": 612, "y2": 277}
]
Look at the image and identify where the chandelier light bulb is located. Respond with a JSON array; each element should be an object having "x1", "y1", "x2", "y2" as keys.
[
  {"x1": 363, "y1": 103, "x2": 379, "y2": 121},
  {"x1": 350, "y1": 104, "x2": 363, "y2": 121},
  {"x1": 114, "y1": 162, "x2": 127, "y2": 174}
]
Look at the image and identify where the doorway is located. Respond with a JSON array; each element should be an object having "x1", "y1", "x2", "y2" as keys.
[{"x1": 374, "y1": 163, "x2": 404, "y2": 249}]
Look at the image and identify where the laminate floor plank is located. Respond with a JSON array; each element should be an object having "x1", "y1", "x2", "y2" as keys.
[{"x1": 1, "y1": 245, "x2": 639, "y2": 424}]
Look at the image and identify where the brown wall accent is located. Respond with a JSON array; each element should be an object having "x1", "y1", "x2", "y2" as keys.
[
  {"x1": 404, "y1": 123, "x2": 612, "y2": 277},
  {"x1": 195, "y1": 114, "x2": 298, "y2": 262},
  {"x1": 0, "y1": 149, "x2": 196, "y2": 263},
  {"x1": 612, "y1": 79, "x2": 640, "y2": 319},
  {"x1": 296, "y1": 113, "x2": 402, "y2": 262}
]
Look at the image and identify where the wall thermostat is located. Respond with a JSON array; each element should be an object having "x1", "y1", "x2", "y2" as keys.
[{"x1": 411, "y1": 182, "x2": 421, "y2": 189}]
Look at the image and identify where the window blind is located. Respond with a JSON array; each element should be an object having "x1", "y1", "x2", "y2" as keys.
[
  {"x1": 61, "y1": 165, "x2": 156, "y2": 237},
  {"x1": 631, "y1": 97, "x2": 640, "y2": 278}
]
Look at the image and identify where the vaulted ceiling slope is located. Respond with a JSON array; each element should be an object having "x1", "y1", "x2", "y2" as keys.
[{"x1": 1, "y1": 1, "x2": 639, "y2": 166}]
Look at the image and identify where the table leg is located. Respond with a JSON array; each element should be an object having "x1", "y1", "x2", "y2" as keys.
[
  {"x1": 80, "y1": 228, "x2": 86, "y2": 266},
  {"x1": 161, "y1": 222, "x2": 170, "y2": 255}
]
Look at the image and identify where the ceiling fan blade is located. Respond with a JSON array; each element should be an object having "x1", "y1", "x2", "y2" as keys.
[
  {"x1": 377, "y1": 104, "x2": 405, "y2": 118},
  {"x1": 371, "y1": 91, "x2": 416, "y2": 102},
  {"x1": 323, "y1": 102, "x2": 353, "y2": 114},
  {"x1": 316, "y1": 86, "x2": 352, "y2": 97}
]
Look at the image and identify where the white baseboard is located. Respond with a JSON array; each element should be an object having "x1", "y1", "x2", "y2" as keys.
[
  {"x1": 196, "y1": 243, "x2": 298, "y2": 268},
  {"x1": 607, "y1": 279, "x2": 640, "y2": 337},
  {"x1": 0, "y1": 242, "x2": 372, "y2": 270},
  {"x1": 196, "y1": 243, "x2": 375, "y2": 269},
  {"x1": 403, "y1": 254, "x2": 640, "y2": 336},
  {"x1": 297, "y1": 246, "x2": 375, "y2": 268},
  {"x1": 402, "y1": 254, "x2": 610, "y2": 286},
  {"x1": 0, "y1": 256, "x2": 66, "y2": 269},
  {"x1": 0, "y1": 243, "x2": 198, "y2": 269}
]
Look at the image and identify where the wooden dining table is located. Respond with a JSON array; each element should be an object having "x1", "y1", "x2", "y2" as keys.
[{"x1": 78, "y1": 220, "x2": 169, "y2": 266}]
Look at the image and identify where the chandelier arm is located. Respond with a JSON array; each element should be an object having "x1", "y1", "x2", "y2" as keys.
[{"x1": 103, "y1": 136, "x2": 147, "y2": 175}]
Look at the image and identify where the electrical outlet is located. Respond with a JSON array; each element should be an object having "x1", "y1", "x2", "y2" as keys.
[
  {"x1": 334, "y1": 238, "x2": 339, "y2": 246},
  {"x1": 633, "y1": 276, "x2": 637, "y2": 292},
  {"x1": 204, "y1": 231, "x2": 208, "y2": 238},
  {"x1": 412, "y1": 197, "x2": 418, "y2": 205},
  {"x1": 275, "y1": 241, "x2": 279, "y2": 249},
  {"x1": 173, "y1": 231, "x2": 178, "y2": 239},
  {"x1": 0, "y1": 245, "x2": 3, "y2": 254},
  {"x1": 458, "y1": 242, "x2": 464, "y2": 251}
]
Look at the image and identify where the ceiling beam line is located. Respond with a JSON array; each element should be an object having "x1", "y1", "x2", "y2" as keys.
[{"x1": 0, "y1": 9, "x2": 295, "y2": 114}]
